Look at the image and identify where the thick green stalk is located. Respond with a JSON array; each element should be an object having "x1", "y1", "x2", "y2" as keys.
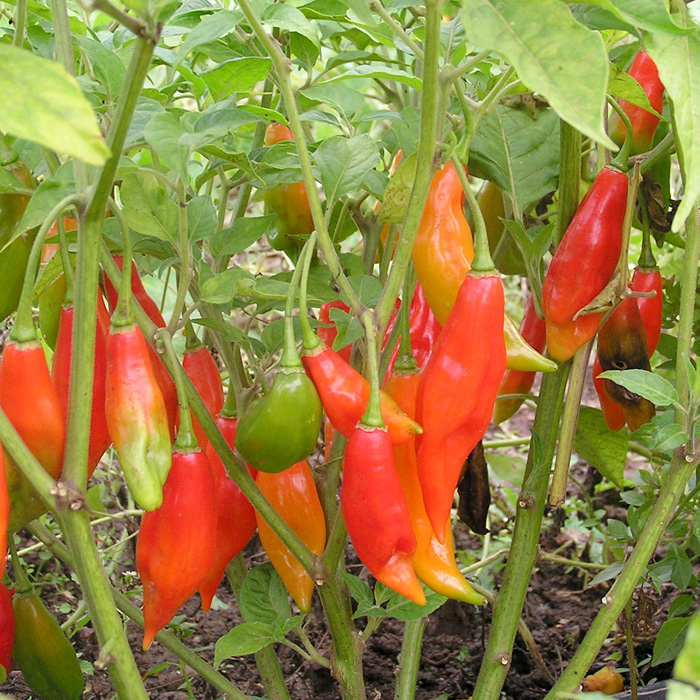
[
  {"x1": 359, "y1": 311, "x2": 384, "y2": 428},
  {"x1": 394, "y1": 618, "x2": 426, "y2": 700},
  {"x1": 554, "y1": 122, "x2": 582, "y2": 246}
]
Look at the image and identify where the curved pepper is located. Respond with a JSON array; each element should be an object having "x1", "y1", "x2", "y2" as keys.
[
  {"x1": 200, "y1": 414, "x2": 257, "y2": 611},
  {"x1": 52, "y1": 301, "x2": 111, "y2": 476},
  {"x1": 609, "y1": 51, "x2": 664, "y2": 156},
  {"x1": 318, "y1": 300, "x2": 352, "y2": 363},
  {"x1": 631, "y1": 265, "x2": 662, "y2": 356},
  {"x1": 592, "y1": 356, "x2": 626, "y2": 432},
  {"x1": 0, "y1": 583, "x2": 13, "y2": 678},
  {"x1": 302, "y1": 341, "x2": 421, "y2": 444},
  {"x1": 105, "y1": 324, "x2": 172, "y2": 511},
  {"x1": 182, "y1": 339, "x2": 224, "y2": 449},
  {"x1": 493, "y1": 296, "x2": 547, "y2": 424},
  {"x1": 11, "y1": 589, "x2": 84, "y2": 700},
  {"x1": 457, "y1": 440, "x2": 491, "y2": 536},
  {"x1": 0, "y1": 339, "x2": 66, "y2": 533},
  {"x1": 255, "y1": 460, "x2": 326, "y2": 613},
  {"x1": 384, "y1": 368, "x2": 484, "y2": 604},
  {"x1": 541, "y1": 166, "x2": 628, "y2": 363},
  {"x1": 137, "y1": 447, "x2": 217, "y2": 649},
  {"x1": 263, "y1": 123, "x2": 314, "y2": 251},
  {"x1": 416, "y1": 272, "x2": 506, "y2": 542}
]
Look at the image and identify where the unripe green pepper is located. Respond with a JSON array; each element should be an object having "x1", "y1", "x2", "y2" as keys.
[
  {"x1": 12, "y1": 589, "x2": 84, "y2": 700},
  {"x1": 38, "y1": 273, "x2": 67, "y2": 350}
]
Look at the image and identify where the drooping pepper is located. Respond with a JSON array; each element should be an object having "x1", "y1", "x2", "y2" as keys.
[
  {"x1": 11, "y1": 588, "x2": 84, "y2": 700},
  {"x1": 493, "y1": 295, "x2": 547, "y2": 424},
  {"x1": 541, "y1": 166, "x2": 628, "y2": 363},
  {"x1": 384, "y1": 367, "x2": 484, "y2": 604},
  {"x1": 317, "y1": 299, "x2": 352, "y2": 363},
  {"x1": 631, "y1": 265, "x2": 662, "y2": 356},
  {"x1": 182, "y1": 330, "x2": 224, "y2": 449},
  {"x1": 0, "y1": 583, "x2": 13, "y2": 679},
  {"x1": 592, "y1": 356, "x2": 626, "y2": 432},
  {"x1": 199, "y1": 407, "x2": 257, "y2": 612},
  {"x1": 52, "y1": 299, "x2": 111, "y2": 477},
  {"x1": 137, "y1": 446, "x2": 217, "y2": 648},
  {"x1": 255, "y1": 460, "x2": 326, "y2": 613},
  {"x1": 263, "y1": 123, "x2": 314, "y2": 251},
  {"x1": 457, "y1": 440, "x2": 491, "y2": 536},
  {"x1": 609, "y1": 51, "x2": 664, "y2": 156}
]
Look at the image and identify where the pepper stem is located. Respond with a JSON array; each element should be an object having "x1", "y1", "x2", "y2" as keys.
[
  {"x1": 111, "y1": 204, "x2": 134, "y2": 328},
  {"x1": 9, "y1": 537, "x2": 32, "y2": 594},
  {"x1": 184, "y1": 321, "x2": 201, "y2": 352},
  {"x1": 298, "y1": 231, "x2": 321, "y2": 350},
  {"x1": 608, "y1": 97, "x2": 633, "y2": 171},
  {"x1": 451, "y1": 154, "x2": 495, "y2": 273},
  {"x1": 359, "y1": 311, "x2": 384, "y2": 428},
  {"x1": 56, "y1": 217, "x2": 75, "y2": 305},
  {"x1": 220, "y1": 377, "x2": 238, "y2": 419},
  {"x1": 638, "y1": 192, "x2": 658, "y2": 269},
  {"x1": 393, "y1": 273, "x2": 418, "y2": 373}
]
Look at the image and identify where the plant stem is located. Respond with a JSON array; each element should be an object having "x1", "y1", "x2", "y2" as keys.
[
  {"x1": 359, "y1": 311, "x2": 383, "y2": 427},
  {"x1": 549, "y1": 340, "x2": 593, "y2": 507},
  {"x1": 166, "y1": 182, "x2": 191, "y2": 336},
  {"x1": 554, "y1": 122, "x2": 582, "y2": 246},
  {"x1": 625, "y1": 598, "x2": 639, "y2": 700},
  {"x1": 394, "y1": 618, "x2": 425, "y2": 700},
  {"x1": 13, "y1": 0, "x2": 26, "y2": 46}
]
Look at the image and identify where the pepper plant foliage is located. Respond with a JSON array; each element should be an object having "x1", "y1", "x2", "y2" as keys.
[{"x1": 1, "y1": 0, "x2": 700, "y2": 698}]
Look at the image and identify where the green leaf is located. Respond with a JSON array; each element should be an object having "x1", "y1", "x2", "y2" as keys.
[
  {"x1": 201, "y1": 57, "x2": 272, "y2": 101},
  {"x1": 239, "y1": 564, "x2": 293, "y2": 624},
  {"x1": 631, "y1": 412, "x2": 688, "y2": 455},
  {"x1": 569, "y1": 4, "x2": 635, "y2": 32},
  {"x1": 214, "y1": 622, "x2": 277, "y2": 665},
  {"x1": 378, "y1": 152, "x2": 416, "y2": 224},
  {"x1": 646, "y1": 27, "x2": 700, "y2": 233},
  {"x1": 667, "y1": 681, "x2": 700, "y2": 700},
  {"x1": 187, "y1": 195, "x2": 217, "y2": 242},
  {"x1": 174, "y1": 10, "x2": 242, "y2": 64},
  {"x1": 0, "y1": 44, "x2": 110, "y2": 165},
  {"x1": 261, "y1": 4, "x2": 319, "y2": 46},
  {"x1": 0, "y1": 168, "x2": 34, "y2": 195},
  {"x1": 469, "y1": 105, "x2": 560, "y2": 215},
  {"x1": 323, "y1": 64, "x2": 421, "y2": 90},
  {"x1": 144, "y1": 111, "x2": 189, "y2": 181},
  {"x1": 653, "y1": 616, "x2": 692, "y2": 666},
  {"x1": 585, "y1": 0, "x2": 687, "y2": 35},
  {"x1": 120, "y1": 170, "x2": 179, "y2": 241},
  {"x1": 503, "y1": 221, "x2": 553, "y2": 309},
  {"x1": 344, "y1": 275, "x2": 383, "y2": 308},
  {"x1": 74, "y1": 35, "x2": 126, "y2": 100},
  {"x1": 375, "y1": 583, "x2": 446, "y2": 621},
  {"x1": 209, "y1": 215, "x2": 275, "y2": 258},
  {"x1": 587, "y1": 561, "x2": 623, "y2": 588},
  {"x1": 608, "y1": 64, "x2": 661, "y2": 117},
  {"x1": 675, "y1": 608, "x2": 700, "y2": 687},
  {"x1": 460, "y1": 0, "x2": 614, "y2": 149},
  {"x1": 598, "y1": 369, "x2": 679, "y2": 407},
  {"x1": 485, "y1": 452, "x2": 526, "y2": 489},
  {"x1": 199, "y1": 266, "x2": 256, "y2": 304},
  {"x1": 314, "y1": 134, "x2": 379, "y2": 209},
  {"x1": 329, "y1": 307, "x2": 364, "y2": 351},
  {"x1": 340, "y1": 572, "x2": 374, "y2": 609},
  {"x1": 573, "y1": 406, "x2": 628, "y2": 488}
]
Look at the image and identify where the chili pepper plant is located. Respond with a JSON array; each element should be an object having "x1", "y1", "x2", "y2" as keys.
[{"x1": 1, "y1": 1, "x2": 700, "y2": 699}]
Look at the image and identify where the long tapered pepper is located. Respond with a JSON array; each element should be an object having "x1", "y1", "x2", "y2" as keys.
[
  {"x1": 541, "y1": 166, "x2": 628, "y2": 363},
  {"x1": 593, "y1": 356, "x2": 626, "y2": 431},
  {"x1": 0, "y1": 583, "x2": 12, "y2": 678},
  {"x1": 457, "y1": 440, "x2": 492, "y2": 536},
  {"x1": 200, "y1": 411, "x2": 257, "y2": 611},
  {"x1": 631, "y1": 265, "x2": 663, "y2": 356},
  {"x1": 384, "y1": 368, "x2": 484, "y2": 604},
  {"x1": 416, "y1": 272, "x2": 507, "y2": 542},
  {"x1": 493, "y1": 295, "x2": 547, "y2": 424},
  {"x1": 255, "y1": 460, "x2": 326, "y2": 613}
]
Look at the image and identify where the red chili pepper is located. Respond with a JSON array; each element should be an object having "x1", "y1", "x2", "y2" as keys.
[
  {"x1": 302, "y1": 342, "x2": 422, "y2": 444},
  {"x1": 342, "y1": 425, "x2": 426, "y2": 605},
  {"x1": 592, "y1": 356, "x2": 626, "y2": 431},
  {"x1": 541, "y1": 166, "x2": 628, "y2": 363},
  {"x1": 609, "y1": 51, "x2": 664, "y2": 156},
  {"x1": 493, "y1": 296, "x2": 546, "y2": 424},
  {"x1": 318, "y1": 300, "x2": 352, "y2": 363},
  {"x1": 52, "y1": 300, "x2": 111, "y2": 476},
  {"x1": 0, "y1": 449, "x2": 7, "y2": 573},
  {"x1": 631, "y1": 265, "x2": 663, "y2": 356},
  {"x1": 136, "y1": 447, "x2": 217, "y2": 649},
  {"x1": 416, "y1": 273, "x2": 506, "y2": 542},
  {"x1": 200, "y1": 414, "x2": 257, "y2": 612},
  {"x1": 182, "y1": 342, "x2": 224, "y2": 449},
  {"x1": 0, "y1": 582, "x2": 13, "y2": 677}
]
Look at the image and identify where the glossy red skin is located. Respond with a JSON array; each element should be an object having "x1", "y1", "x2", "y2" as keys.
[
  {"x1": 318, "y1": 300, "x2": 352, "y2": 363},
  {"x1": 541, "y1": 167, "x2": 628, "y2": 362},
  {"x1": 0, "y1": 583, "x2": 13, "y2": 675},
  {"x1": 137, "y1": 449, "x2": 217, "y2": 649},
  {"x1": 416, "y1": 274, "x2": 506, "y2": 542},
  {"x1": 592, "y1": 356, "x2": 626, "y2": 431},
  {"x1": 0, "y1": 450, "x2": 7, "y2": 573},
  {"x1": 52, "y1": 304, "x2": 111, "y2": 476},
  {"x1": 493, "y1": 296, "x2": 547, "y2": 424},
  {"x1": 341, "y1": 426, "x2": 425, "y2": 605},
  {"x1": 182, "y1": 346, "x2": 224, "y2": 449},
  {"x1": 631, "y1": 266, "x2": 662, "y2": 355},
  {"x1": 385, "y1": 283, "x2": 442, "y2": 372},
  {"x1": 301, "y1": 343, "x2": 420, "y2": 444},
  {"x1": 609, "y1": 51, "x2": 664, "y2": 156},
  {"x1": 200, "y1": 415, "x2": 257, "y2": 611}
]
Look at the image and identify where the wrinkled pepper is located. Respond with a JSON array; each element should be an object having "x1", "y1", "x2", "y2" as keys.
[
  {"x1": 416, "y1": 272, "x2": 506, "y2": 542},
  {"x1": 11, "y1": 588, "x2": 84, "y2": 700},
  {"x1": 541, "y1": 166, "x2": 628, "y2": 363},
  {"x1": 609, "y1": 51, "x2": 664, "y2": 156},
  {"x1": 493, "y1": 296, "x2": 547, "y2": 424},
  {"x1": 384, "y1": 367, "x2": 484, "y2": 604},
  {"x1": 137, "y1": 446, "x2": 217, "y2": 649},
  {"x1": 457, "y1": 440, "x2": 491, "y2": 536},
  {"x1": 255, "y1": 460, "x2": 326, "y2": 613},
  {"x1": 263, "y1": 123, "x2": 314, "y2": 251},
  {"x1": 200, "y1": 410, "x2": 257, "y2": 611},
  {"x1": 0, "y1": 583, "x2": 13, "y2": 679}
]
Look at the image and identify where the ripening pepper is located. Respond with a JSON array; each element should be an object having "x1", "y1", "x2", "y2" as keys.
[
  {"x1": 52, "y1": 300, "x2": 111, "y2": 476},
  {"x1": 493, "y1": 296, "x2": 547, "y2": 424},
  {"x1": 263, "y1": 123, "x2": 314, "y2": 251},
  {"x1": 342, "y1": 424, "x2": 426, "y2": 605},
  {"x1": 0, "y1": 339, "x2": 66, "y2": 533},
  {"x1": 541, "y1": 166, "x2": 628, "y2": 363},
  {"x1": 582, "y1": 666, "x2": 624, "y2": 695},
  {"x1": 11, "y1": 588, "x2": 84, "y2": 700},
  {"x1": 631, "y1": 265, "x2": 662, "y2": 356},
  {"x1": 457, "y1": 440, "x2": 491, "y2": 537},
  {"x1": 255, "y1": 461, "x2": 326, "y2": 613},
  {"x1": 317, "y1": 300, "x2": 352, "y2": 363},
  {"x1": 416, "y1": 272, "x2": 506, "y2": 542},
  {"x1": 0, "y1": 583, "x2": 13, "y2": 678},
  {"x1": 200, "y1": 413, "x2": 257, "y2": 611},
  {"x1": 593, "y1": 356, "x2": 626, "y2": 432},
  {"x1": 609, "y1": 51, "x2": 664, "y2": 156},
  {"x1": 137, "y1": 447, "x2": 217, "y2": 649},
  {"x1": 105, "y1": 324, "x2": 172, "y2": 511},
  {"x1": 384, "y1": 368, "x2": 484, "y2": 604}
]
